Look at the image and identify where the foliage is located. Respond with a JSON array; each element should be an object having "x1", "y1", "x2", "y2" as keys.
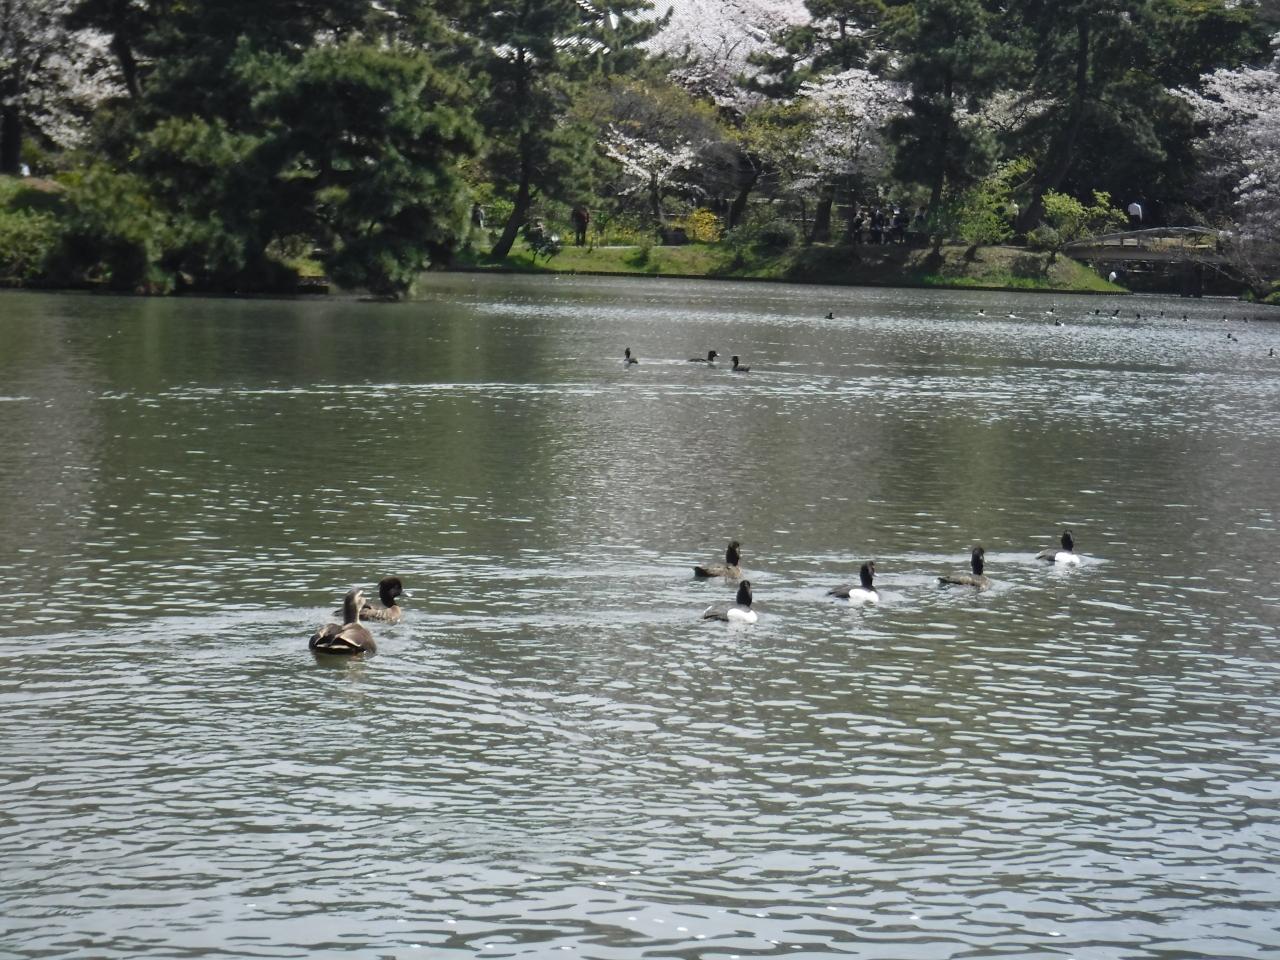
[
  {"x1": 251, "y1": 41, "x2": 479, "y2": 297},
  {"x1": 0, "y1": 0, "x2": 120, "y2": 174},
  {"x1": 0, "y1": 208, "x2": 59, "y2": 281},
  {"x1": 758, "y1": 218, "x2": 802, "y2": 249},
  {"x1": 47, "y1": 166, "x2": 170, "y2": 291},
  {"x1": 1179, "y1": 36, "x2": 1280, "y2": 241},
  {"x1": 885, "y1": 0, "x2": 1026, "y2": 213},
  {"x1": 1041, "y1": 190, "x2": 1127, "y2": 244},
  {"x1": 949, "y1": 157, "x2": 1033, "y2": 248},
  {"x1": 681, "y1": 208, "x2": 723, "y2": 242}
]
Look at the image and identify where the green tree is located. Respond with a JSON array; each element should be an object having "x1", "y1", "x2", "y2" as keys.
[
  {"x1": 253, "y1": 42, "x2": 479, "y2": 297},
  {"x1": 465, "y1": 0, "x2": 663, "y2": 258},
  {"x1": 1008, "y1": 0, "x2": 1257, "y2": 232},
  {"x1": 885, "y1": 0, "x2": 1025, "y2": 219}
]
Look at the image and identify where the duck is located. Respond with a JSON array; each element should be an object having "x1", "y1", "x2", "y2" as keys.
[
  {"x1": 310, "y1": 589, "x2": 376, "y2": 655},
  {"x1": 693, "y1": 540, "x2": 742, "y2": 579},
  {"x1": 730, "y1": 355, "x2": 750, "y2": 373},
  {"x1": 938, "y1": 546, "x2": 991, "y2": 590},
  {"x1": 1036, "y1": 530, "x2": 1081, "y2": 566},
  {"x1": 689, "y1": 349, "x2": 719, "y2": 363},
  {"x1": 361, "y1": 576, "x2": 406, "y2": 623},
  {"x1": 828, "y1": 561, "x2": 878, "y2": 605},
  {"x1": 702, "y1": 580, "x2": 758, "y2": 624},
  {"x1": 623, "y1": 347, "x2": 638, "y2": 366},
  {"x1": 825, "y1": 311, "x2": 835, "y2": 319}
]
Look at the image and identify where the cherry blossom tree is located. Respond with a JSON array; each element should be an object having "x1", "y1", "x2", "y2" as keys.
[
  {"x1": 603, "y1": 127, "x2": 708, "y2": 226},
  {"x1": 1181, "y1": 37, "x2": 1280, "y2": 241},
  {"x1": 0, "y1": 0, "x2": 117, "y2": 174}
]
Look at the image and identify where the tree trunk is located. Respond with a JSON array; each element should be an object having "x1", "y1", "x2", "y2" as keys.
[
  {"x1": 727, "y1": 163, "x2": 759, "y2": 230},
  {"x1": 809, "y1": 184, "x2": 835, "y2": 244},
  {"x1": 1017, "y1": 15, "x2": 1091, "y2": 233},
  {"x1": 112, "y1": 33, "x2": 142, "y2": 99},
  {"x1": 0, "y1": 105, "x2": 21, "y2": 175},
  {"x1": 649, "y1": 174, "x2": 665, "y2": 226},
  {"x1": 927, "y1": 77, "x2": 954, "y2": 224},
  {"x1": 492, "y1": 147, "x2": 532, "y2": 259}
]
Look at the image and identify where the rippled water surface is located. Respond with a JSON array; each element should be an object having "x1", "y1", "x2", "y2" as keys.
[{"x1": 2, "y1": 276, "x2": 1279, "y2": 959}]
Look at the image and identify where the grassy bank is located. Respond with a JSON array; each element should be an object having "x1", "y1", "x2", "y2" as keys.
[{"x1": 452, "y1": 241, "x2": 1124, "y2": 294}]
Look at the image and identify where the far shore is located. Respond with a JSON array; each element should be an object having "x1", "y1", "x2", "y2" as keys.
[{"x1": 450, "y1": 242, "x2": 1131, "y2": 296}]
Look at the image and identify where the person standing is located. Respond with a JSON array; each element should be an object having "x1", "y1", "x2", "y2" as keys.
[
  {"x1": 1127, "y1": 200, "x2": 1143, "y2": 228},
  {"x1": 571, "y1": 205, "x2": 591, "y2": 246}
]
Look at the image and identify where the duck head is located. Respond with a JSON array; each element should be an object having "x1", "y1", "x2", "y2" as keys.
[
  {"x1": 859, "y1": 561, "x2": 876, "y2": 590},
  {"x1": 970, "y1": 546, "x2": 985, "y2": 576},
  {"x1": 726, "y1": 541, "x2": 741, "y2": 565},
  {"x1": 1060, "y1": 530, "x2": 1074, "y2": 552},
  {"x1": 707, "y1": 350, "x2": 719, "y2": 362},
  {"x1": 735, "y1": 580, "x2": 753, "y2": 607},
  {"x1": 377, "y1": 576, "x2": 405, "y2": 607},
  {"x1": 342, "y1": 588, "x2": 367, "y2": 624}
]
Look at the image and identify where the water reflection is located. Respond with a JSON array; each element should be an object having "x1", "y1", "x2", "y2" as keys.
[{"x1": 1, "y1": 279, "x2": 1278, "y2": 958}]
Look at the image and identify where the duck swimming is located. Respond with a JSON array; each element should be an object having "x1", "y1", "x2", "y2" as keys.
[
  {"x1": 362, "y1": 576, "x2": 406, "y2": 622},
  {"x1": 938, "y1": 546, "x2": 991, "y2": 590},
  {"x1": 730, "y1": 355, "x2": 750, "y2": 373},
  {"x1": 702, "y1": 580, "x2": 758, "y2": 623},
  {"x1": 1036, "y1": 530, "x2": 1081, "y2": 566},
  {"x1": 311, "y1": 588, "x2": 376, "y2": 655},
  {"x1": 828, "y1": 561, "x2": 878, "y2": 605},
  {"x1": 623, "y1": 347, "x2": 638, "y2": 366},
  {"x1": 694, "y1": 540, "x2": 742, "y2": 579},
  {"x1": 689, "y1": 349, "x2": 719, "y2": 363}
]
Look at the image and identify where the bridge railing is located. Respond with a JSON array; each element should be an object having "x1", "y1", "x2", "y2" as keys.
[{"x1": 1065, "y1": 227, "x2": 1222, "y2": 254}]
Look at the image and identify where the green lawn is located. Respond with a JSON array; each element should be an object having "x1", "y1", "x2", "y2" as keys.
[{"x1": 451, "y1": 241, "x2": 1125, "y2": 294}]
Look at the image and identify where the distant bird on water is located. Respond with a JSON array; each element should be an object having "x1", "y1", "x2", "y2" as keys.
[
  {"x1": 689, "y1": 349, "x2": 719, "y2": 364},
  {"x1": 623, "y1": 347, "x2": 638, "y2": 366},
  {"x1": 730, "y1": 355, "x2": 750, "y2": 373}
]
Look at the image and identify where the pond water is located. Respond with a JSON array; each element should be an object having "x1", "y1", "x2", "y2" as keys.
[{"x1": 1, "y1": 275, "x2": 1279, "y2": 959}]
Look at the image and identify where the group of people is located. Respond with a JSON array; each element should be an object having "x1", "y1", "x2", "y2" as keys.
[{"x1": 849, "y1": 205, "x2": 927, "y2": 246}]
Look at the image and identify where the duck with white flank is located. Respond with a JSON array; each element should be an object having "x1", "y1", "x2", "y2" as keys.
[
  {"x1": 1036, "y1": 530, "x2": 1081, "y2": 566},
  {"x1": 702, "y1": 580, "x2": 758, "y2": 623},
  {"x1": 938, "y1": 546, "x2": 991, "y2": 590},
  {"x1": 623, "y1": 347, "x2": 638, "y2": 366},
  {"x1": 694, "y1": 540, "x2": 742, "y2": 579},
  {"x1": 311, "y1": 588, "x2": 376, "y2": 655},
  {"x1": 828, "y1": 561, "x2": 878, "y2": 605},
  {"x1": 689, "y1": 349, "x2": 719, "y2": 363},
  {"x1": 730, "y1": 355, "x2": 750, "y2": 373}
]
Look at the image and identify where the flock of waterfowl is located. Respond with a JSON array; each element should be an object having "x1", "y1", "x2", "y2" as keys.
[
  {"x1": 623, "y1": 347, "x2": 752, "y2": 372},
  {"x1": 974, "y1": 305, "x2": 1276, "y2": 352},
  {"x1": 624, "y1": 307, "x2": 1275, "y2": 373},
  {"x1": 308, "y1": 533, "x2": 1084, "y2": 655}
]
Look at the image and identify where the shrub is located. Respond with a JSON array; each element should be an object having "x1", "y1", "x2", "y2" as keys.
[
  {"x1": 757, "y1": 218, "x2": 800, "y2": 249},
  {"x1": 47, "y1": 166, "x2": 172, "y2": 291},
  {"x1": 0, "y1": 209, "x2": 59, "y2": 282},
  {"x1": 1041, "y1": 189, "x2": 1127, "y2": 245},
  {"x1": 682, "y1": 207, "x2": 722, "y2": 243},
  {"x1": 1026, "y1": 224, "x2": 1061, "y2": 253}
]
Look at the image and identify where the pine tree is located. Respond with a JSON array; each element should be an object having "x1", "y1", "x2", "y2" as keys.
[{"x1": 464, "y1": 0, "x2": 663, "y2": 258}]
